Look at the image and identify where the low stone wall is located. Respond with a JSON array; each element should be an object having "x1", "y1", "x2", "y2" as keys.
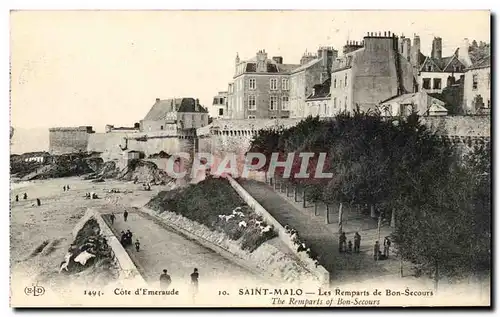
[
  {"x1": 141, "y1": 207, "x2": 322, "y2": 287},
  {"x1": 73, "y1": 208, "x2": 146, "y2": 285},
  {"x1": 226, "y1": 176, "x2": 330, "y2": 287}
]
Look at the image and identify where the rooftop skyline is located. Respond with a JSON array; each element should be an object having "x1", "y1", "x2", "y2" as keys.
[{"x1": 11, "y1": 10, "x2": 490, "y2": 131}]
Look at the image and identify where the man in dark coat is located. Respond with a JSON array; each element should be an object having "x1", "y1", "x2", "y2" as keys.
[
  {"x1": 191, "y1": 268, "x2": 199, "y2": 294},
  {"x1": 110, "y1": 213, "x2": 116, "y2": 224},
  {"x1": 23, "y1": 193, "x2": 27, "y2": 200},
  {"x1": 338, "y1": 232, "x2": 347, "y2": 253},
  {"x1": 354, "y1": 232, "x2": 361, "y2": 253},
  {"x1": 160, "y1": 269, "x2": 171, "y2": 289},
  {"x1": 36, "y1": 198, "x2": 41, "y2": 206},
  {"x1": 123, "y1": 210, "x2": 129, "y2": 222}
]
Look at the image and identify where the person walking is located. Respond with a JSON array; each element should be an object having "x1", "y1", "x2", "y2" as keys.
[
  {"x1": 354, "y1": 232, "x2": 361, "y2": 253},
  {"x1": 159, "y1": 269, "x2": 172, "y2": 289},
  {"x1": 383, "y1": 236, "x2": 391, "y2": 258},
  {"x1": 347, "y1": 240, "x2": 353, "y2": 253},
  {"x1": 338, "y1": 232, "x2": 347, "y2": 253},
  {"x1": 135, "y1": 239, "x2": 141, "y2": 252},
  {"x1": 23, "y1": 193, "x2": 27, "y2": 200},
  {"x1": 374, "y1": 241, "x2": 381, "y2": 261},
  {"x1": 63, "y1": 186, "x2": 66, "y2": 192},
  {"x1": 123, "y1": 210, "x2": 129, "y2": 222},
  {"x1": 190, "y1": 268, "x2": 199, "y2": 294},
  {"x1": 67, "y1": 185, "x2": 70, "y2": 190},
  {"x1": 110, "y1": 213, "x2": 116, "y2": 225},
  {"x1": 36, "y1": 198, "x2": 41, "y2": 206},
  {"x1": 120, "y1": 231, "x2": 126, "y2": 246}
]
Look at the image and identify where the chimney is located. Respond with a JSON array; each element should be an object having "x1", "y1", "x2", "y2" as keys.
[
  {"x1": 343, "y1": 41, "x2": 363, "y2": 55},
  {"x1": 431, "y1": 37, "x2": 443, "y2": 59},
  {"x1": 458, "y1": 38, "x2": 473, "y2": 67},
  {"x1": 272, "y1": 56, "x2": 283, "y2": 64},
  {"x1": 410, "y1": 34, "x2": 421, "y2": 70},
  {"x1": 155, "y1": 98, "x2": 160, "y2": 103},
  {"x1": 256, "y1": 50, "x2": 268, "y2": 72}
]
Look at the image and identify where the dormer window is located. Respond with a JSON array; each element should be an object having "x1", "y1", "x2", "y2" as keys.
[{"x1": 426, "y1": 65, "x2": 432, "y2": 72}]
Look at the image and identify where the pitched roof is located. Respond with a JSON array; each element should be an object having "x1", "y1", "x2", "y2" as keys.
[
  {"x1": 291, "y1": 58, "x2": 321, "y2": 74},
  {"x1": 420, "y1": 54, "x2": 466, "y2": 73},
  {"x1": 240, "y1": 58, "x2": 299, "y2": 75},
  {"x1": 306, "y1": 78, "x2": 331, "y2": 100},
  {"x1": 144, "y1": 98, "x2": 207, "y2": 121},
  {"x1": 467, "y1": 55, "x2": 491, "y2": 70}
]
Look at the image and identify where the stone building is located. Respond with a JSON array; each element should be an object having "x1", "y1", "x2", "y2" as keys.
[
  {"x1": 227, "y1": 50, "x2": 300, "y2": 119},
  {"x1": 330, "y1": 31, "x2": 417, "y2": 113},
  {"x1": 289, "y1": 47, "x2": 338, "y2": 118},
  {"x1": 417, "y1": 37, "x2": 471, "y2": 94},
  {"x1": 49, "y1": 126, "x2": 95, "y2": 155},
  {"x1": 463, "y1": 55, "x2": 491, "y2": 114},
  {"x1": 378, "y1": 91, "x2": 448, "y2": 117},
  {"x1": 140, "y1": 97, "x2": 209, "y2": 132},
  {"x1": 304, "y1": 78, "x2": 332, "y2": 117},
  {"x1": 210, "y1": 91, "x2": 228, "y2": 119}
]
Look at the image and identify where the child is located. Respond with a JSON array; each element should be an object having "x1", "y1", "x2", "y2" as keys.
[{"x1": 347, "y1": 240, "x2": 353, "y2": 253}]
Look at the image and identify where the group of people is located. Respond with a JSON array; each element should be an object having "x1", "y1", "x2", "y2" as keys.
[
  {"x1": 84, "y1": 192, "x2": 99, "y2": 199},
  {"x1": 120, "y1": 229, "x2": 140, "y2": 252},
  {"x1": 62, "y1": 185, "x2": 71, "y2": 191},
  {"x1": 284, "y1": 225, "x2": 320, "y2": 267},
  {"x1": 14, "y1": 192, "x2": 42, "y2": 207},
  {"x1": 338, "y1": 232, "x2": 361, "y2": 254},
  {"x1": 159, "y1": 268, "x2": 199, "y2": 293},
  {"x1": 373, "y1": 237, "x2": 392, "y2": 261},
  {"x1": 14, "y1": 192, "x2": 28, "y2": 202}
]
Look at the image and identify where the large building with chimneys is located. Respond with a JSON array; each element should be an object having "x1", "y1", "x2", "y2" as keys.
[
  {"x1": 288, "y1": 47, "x2": 338, "y2": 118},
  {"x1": 329, "y1": 31, "x2": 417, "y2": 113},
  {"x1": 227, "y1": 50, "x2": 300, "y2": 119}
]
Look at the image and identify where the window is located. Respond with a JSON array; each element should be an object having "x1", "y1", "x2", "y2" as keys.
[
  {"x1": 219, "y1": 108, "x2": 224, "y2": 116},
  {"x1": 345, "y1": 74, "x2": 348, "y2": 87},
  {"x1": 472, "y1": 74, "x2": 478, "y2": 90},
  {"x1": 282, "y1": 78, "x2": 289, "y2": 90},
  {"x1": 433, "y1": 78, "x2": 442, "y2": 90},
  {"x1": 323, "y1": 103, "x2": 327, "y2": 115},
  {"x1": 269, "y1": 96, "x2": 278, "y2": 110},
  {"x1": 426, "y1": 65, "x2": 432, "y2": 72},
  {"x1": 248, "y1": 115, "x2": 256, "y2": 119},
  {"x1": 452, "y1": 65, "x2": 458, "y2": 72},
  {"x1": 422, "y1": 78, "x2": 431, "y2": 89},
  {"x1": 249, "y1": 78, "x2": 256, "y2": 90},
  {"x1": 220, "y1": 98, "x2": 224, "y2": 104},
  {"x1": 339, "y1": 80, "x2": 343, "y2": 88},
  {"x1": 333, "y1": 78, "x2": 337, "y2": 88},
  {"x1": 281, "y1": 96, "x2": 289, "y2": 110},
  {"x1": 345, "y1": 96, "x2": 348, "y2": 108},
  {"x1": 248, "y1": 95, "x2": 256, "y2": 110},
  {"x1": 333, "y1": 97, "x2": 337, "y2": 109},
  {"x1": 270, "y1": 78, "x2": 278, "y2": 90},
  {"x1": 339, "y1": 99, "x2": 342, "y2": 109},
  {"x1": 160, "y1": 125, "x2": 164, "y2": 130}
]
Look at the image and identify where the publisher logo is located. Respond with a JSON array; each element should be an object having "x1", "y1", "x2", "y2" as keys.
[{"x1": 24, "y1": 285, "x2": 45, "y2": 297}]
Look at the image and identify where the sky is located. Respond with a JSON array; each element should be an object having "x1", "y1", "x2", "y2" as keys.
[{"x1": 10, "y1": 10, "x2": 490, "y2": 132}]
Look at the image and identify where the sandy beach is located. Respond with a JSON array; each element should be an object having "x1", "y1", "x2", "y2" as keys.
[{"x1": 10, "y1": 177, "x2": 168, "y2": 289}]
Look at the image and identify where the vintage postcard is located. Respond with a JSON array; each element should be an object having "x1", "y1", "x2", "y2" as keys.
[{"x1": 10, "y1": 10, "x2": 491, "y2": 308}]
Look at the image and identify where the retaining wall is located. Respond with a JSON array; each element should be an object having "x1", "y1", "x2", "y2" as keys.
[
  {"x1": 73, "y1": 208, "x2": 146, "y2": 284},
  {"x1": 226, "y1": 176, "x2": 330, "y2": 286},
  {"x1": 140, "y1": 206, "x2": 322, "y2": 287}
]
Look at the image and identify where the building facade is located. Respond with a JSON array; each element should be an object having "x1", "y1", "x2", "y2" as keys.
[
  {"x1": 416, "y1": 37, "x2": 472, "y2": 94},
  {"x1": 330, "y1": 32, "x2": 417, "y2": 113},
  {"x1": 289, "y1": 47, "x2": 338, "y2": 118},
  {"x1": 210, "y1": 91, "x2": 228, "y2": 119},
  {"x1": 463, "y1": 56, "x2": 491, "y2": 114},
  {"x1": 227, "y1": 50, "x2": 300, "y2": 119},
  {"x1": 140, "y1": 98, "x2": 209, "y2": 132},
  {"x1": 305, "y1": 78, "x2": 332, "y2": 117}
]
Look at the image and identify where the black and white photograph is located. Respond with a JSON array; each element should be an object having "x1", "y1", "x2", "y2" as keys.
[{"x1": 9, "y1": 9, "x2": 491, "y2": 307}]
